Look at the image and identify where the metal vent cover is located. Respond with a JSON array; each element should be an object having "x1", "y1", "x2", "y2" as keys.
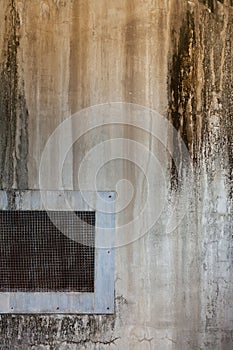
[{"x1": 0, "y1": 191, "x2": 115, "y2": 314}]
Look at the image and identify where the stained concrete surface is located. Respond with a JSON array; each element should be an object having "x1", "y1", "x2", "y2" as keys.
[{"x1": 0, "y1": 0, "x2": 232, "y2": 349}]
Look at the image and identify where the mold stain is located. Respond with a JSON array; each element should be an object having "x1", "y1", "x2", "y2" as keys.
[
  {"x1": 168, "y1": 11, "x2": 198, "y2": 187},
  {"x1": 221, "y1": 17, "x2": 233, "y2": 197},
  {"x1": 0, "y1": 313, "x2": 118, "y2": 349},
  {"x1": 199, "y1": 2, "x2": 233, "y2": 197},
  {"x1": 0, "y1": 0, "x2": 28, "y2": 190}
]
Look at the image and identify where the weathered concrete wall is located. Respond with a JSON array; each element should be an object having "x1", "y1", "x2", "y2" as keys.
[{"x1": 0, "y1": 0, "x2": 232, "y2": 349}]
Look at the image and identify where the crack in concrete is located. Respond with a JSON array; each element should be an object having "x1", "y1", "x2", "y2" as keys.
[
  {"x1": 165, "y1": 335, "x2": 177, "y2": 344},
  {"x1": 138, "y1": 335, "x2": 154, "y2": 343},
  {"x1": 55, "y1": 337, "x2": 120, "y2": 349}
]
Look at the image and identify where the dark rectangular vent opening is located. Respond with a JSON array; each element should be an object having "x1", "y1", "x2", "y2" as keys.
[{"x1": 0, "y1": 211, "x2": 95, "y2": 292}]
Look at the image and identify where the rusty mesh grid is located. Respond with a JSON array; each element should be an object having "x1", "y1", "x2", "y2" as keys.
[{"x1": 0, "y1": 211, "x2": 95, "y2": 292}]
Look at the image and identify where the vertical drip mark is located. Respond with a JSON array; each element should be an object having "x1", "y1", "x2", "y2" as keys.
[
  {"x1": 168, "y1": 12, "x2": 197, "y2": 188},
  {"x1": 0, "y1": 1, "x2": 28, "y2": 190}
]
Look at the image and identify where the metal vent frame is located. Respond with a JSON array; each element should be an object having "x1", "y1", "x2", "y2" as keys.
[{"x1": 0, "y1": 190, "x2": 115, "y2": 314}]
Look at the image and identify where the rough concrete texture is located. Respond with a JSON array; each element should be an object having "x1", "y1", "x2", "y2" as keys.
[{"x1": 0, "y1": 0, "x2": 232, "y2": 349}]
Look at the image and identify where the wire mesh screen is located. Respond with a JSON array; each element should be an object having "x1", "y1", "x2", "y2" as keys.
[{"x1": 0, "y1": 211, "x2": 95, "y2": 292}]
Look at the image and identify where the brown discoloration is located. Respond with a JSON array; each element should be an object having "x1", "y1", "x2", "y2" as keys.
[
  {"x1": 168, "y1": 1, "x2": 232, "y2": 192},
  {"x1": 199, "y1": 0, "x2": 233, "y2": 12},
  {"x1": 69, "y1": 1, "x2": 90, "y2": 112},
  {"x1": 124, "y1": 1, "x2": 138, "y2": 104}
]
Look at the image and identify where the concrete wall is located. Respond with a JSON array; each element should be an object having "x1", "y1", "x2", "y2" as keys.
[{"x1": 0, "y1": 0, "x2": 232, "y2": 349}]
